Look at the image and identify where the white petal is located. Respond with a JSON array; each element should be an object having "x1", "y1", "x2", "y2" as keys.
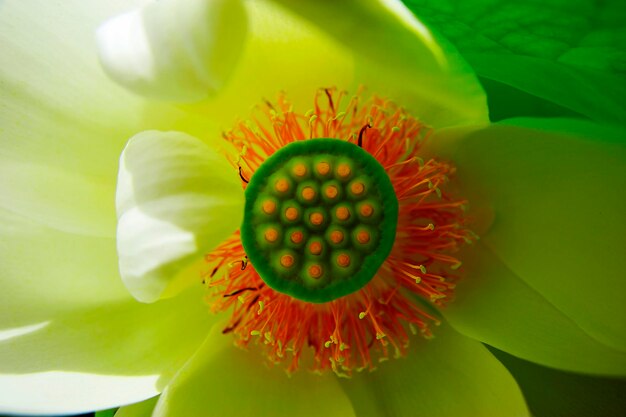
[
  {"x1": 0, "y1": 288, "x2": 216, "y2": 415},
  {"x1": 117, "y1": 130, "x2": 244, "y2": 303},
  {"x1": 0, "y1": 0, "x2": 208, "y2": 236},
  {"x1": 96, "y1": 0, "x2": 248, "y2": 101},
  {"x1": 0, "y1": 211, "x2": 217, "y2": 415}
]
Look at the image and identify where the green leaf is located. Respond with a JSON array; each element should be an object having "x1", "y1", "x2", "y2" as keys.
[
  {"x1": 489, "y1": 346, "x2": 626, "y2": 417},
  {"x1": 402, "y1": 0, "x2": 626, "y2": 124}
]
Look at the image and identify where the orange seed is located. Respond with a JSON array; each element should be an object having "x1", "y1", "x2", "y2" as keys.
[
  {"x1": 301, "y1": 186, "x2": 315, "y2": 201},
  {"x1": 337, "y1": 254, "x2": 351, "y2": 267},
  {"x1": 262, "y1": 200, "x2": 276, "y2": 214},
  {"x1": 357, "y1": 231, "x2": 370, "y2": 244},
  {"x1": 264, "y1": 228, "x2": 278, "y2": 242},
  {"x1": 280, "y1": 254, "x2": 295, "y2": 268},
  {"x1": 275, "y1": 178, "x2": 290, "y2": 193},
  {"x1": 310, "y1": 212, "x2": 324, "y2": 225},
  {"x1": 316, "y1": 161, "x2": 330, "y2": 176},
  {"x1": 285, "y1": 207, "x2": 299, "y2": 221},
  {"x1": 308, "y1": 265, "x2": 323, "y2": 279}
]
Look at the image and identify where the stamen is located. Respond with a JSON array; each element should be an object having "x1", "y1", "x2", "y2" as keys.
[
  {"x1": 357, "y1": 123, "x2": 371, "y2": 148},
  {"x1": 238, "y1": 166, "x2": 249, "y2": 184}
]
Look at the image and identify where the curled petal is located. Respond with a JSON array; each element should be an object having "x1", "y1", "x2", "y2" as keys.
[
  {"x1": 117, "y1": 131, "x2": 244, "y2": 302},
  {"x1": 97, "y1": 0, "x2": 248, "y2": 101}
]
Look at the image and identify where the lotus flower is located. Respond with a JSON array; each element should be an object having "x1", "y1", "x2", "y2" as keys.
[{"x1": 0, "y1": 1, "x2": 624, "y2": 416}]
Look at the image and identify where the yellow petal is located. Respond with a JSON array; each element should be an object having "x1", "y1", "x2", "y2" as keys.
[
  {"x1": 433, "y1": 120, "x2": 626, "y2": 352},
  {"x1": 342, "y1": 324, "x2": 529, "y2": 417},
  {"x1": 152, "y1": 326, "x2": 356, "y2": 417}
]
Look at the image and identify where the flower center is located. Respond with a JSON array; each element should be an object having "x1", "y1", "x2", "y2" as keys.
[
  {"x1": 241, "y1": 139, "x2": 398, "y2": 303},
  {"x1": 205, "y1": 88, "x2": 474, "y2": 375}
]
